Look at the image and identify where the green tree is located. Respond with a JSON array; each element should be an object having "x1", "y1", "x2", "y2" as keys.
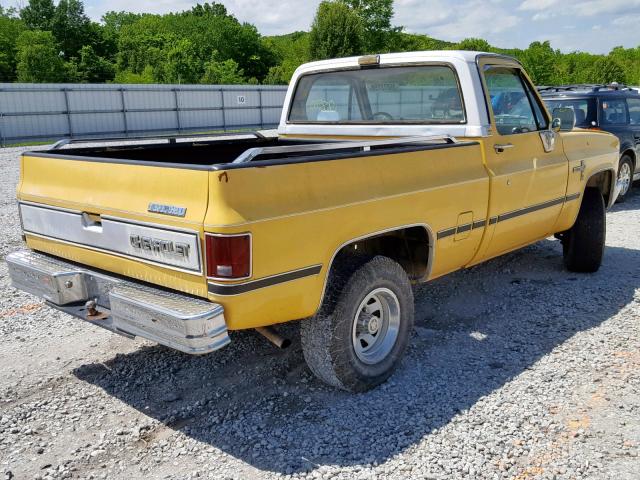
[
  {"x1": 201, "y1": 58, "x2": 245, "y2": 84},
  {"x1": 392, "y1": 32, "x2": 454, "y2": 52},
  {"x1": 15, "y1": 30, "x2": 66, "y2": 82},
  {"x1": 190, "y1": 2, "x2": 229, "y2": 17},
  {"x1": 555, "y1": 51, "x2": 598, "y2": 84},
  {"x1": 262, "y1": 31, "x2": 311, "y2": 84},
  {"x1": 162, "y1": 39, "x2": 201, "y2": 84},
  {"x1": 309, "y1": 1, "x2": 365, "y2": 60},
  {"x1": 51, "y1": 0, "x2": 94, "y2": 59},
  {"x1": 19, "y1": 0, "x2": 55, "y2": 30},
  {"x1": 114, "y1": 64, "x2": 155, "y2": 83},
  {"x1": 102, "y1": 11, "x2": 144, "y2": 33},
  {"x1": 609, "y1": 46, "x2": 640, "y2": 85},
  {"x1": 455, "y1": 38, "x2": 493, "y2": 52},
  {"x1": 517, "y1": 41, "x2": 557, "y2": 85},
  {"x1": 587, "y1": 57, "x2": 628, "y2": 84},
  {"x1": 115, "y1": 10, "x2": 275, "y2": 83},
  {"x1": 69, "y1": 45, "x2": 115, "y2": 82},
  {"x1": 0, "y1": 10, "x2": 27, "y2": 81},
  {"x1": 339, "y1": 0, "x2": 398, "y2": 53}
]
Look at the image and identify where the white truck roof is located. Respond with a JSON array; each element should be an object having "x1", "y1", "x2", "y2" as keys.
[{"x1": 278, "y1": 50, "x2": 519, "y2": 138}]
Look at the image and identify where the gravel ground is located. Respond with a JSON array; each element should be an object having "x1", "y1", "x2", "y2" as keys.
[{"x1": 0, "y1": 145, "x2": 639, "y2": 480}]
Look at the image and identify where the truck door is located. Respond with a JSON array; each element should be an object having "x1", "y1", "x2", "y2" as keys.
[{"x1": 474, "y1": 62, "x2": 569, "y2": 261}]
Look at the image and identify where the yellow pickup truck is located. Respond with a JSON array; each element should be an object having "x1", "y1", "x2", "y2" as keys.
[{"x1": 8, "y1": 51, "x2": 620, "y2": 392}]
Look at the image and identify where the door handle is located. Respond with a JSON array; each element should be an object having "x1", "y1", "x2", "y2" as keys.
[{"x1": 494, "y1": 143, "x2": 514, "y2": 153}]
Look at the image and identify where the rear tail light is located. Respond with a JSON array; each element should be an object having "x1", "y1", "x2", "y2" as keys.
[{"x1": 205, "y1": 234, "x2": 251, "y2": 279}]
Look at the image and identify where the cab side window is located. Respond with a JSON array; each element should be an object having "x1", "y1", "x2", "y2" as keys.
[{"x1": 484, "y1": 67, "x2": 542, "y2": 135}]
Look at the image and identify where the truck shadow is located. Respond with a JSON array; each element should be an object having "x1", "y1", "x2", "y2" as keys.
[
  {"x1": 73, "y1": 239, "x2": 640, "y2": 475},
  {"x1": 608, "y1": 183, "x2": 640, "y2": 212}
]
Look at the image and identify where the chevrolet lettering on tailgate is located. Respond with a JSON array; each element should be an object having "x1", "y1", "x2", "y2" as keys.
[{"x1": 129, "y1": 235, "x2": 191, "y2": 259}]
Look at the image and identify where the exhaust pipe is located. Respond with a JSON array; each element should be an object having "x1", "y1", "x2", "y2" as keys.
[{"x1": 256, "y1": 326, "x2": 291, "y2": 349}]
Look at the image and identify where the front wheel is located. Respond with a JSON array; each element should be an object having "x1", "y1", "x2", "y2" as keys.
[
  {"x1": 300, "y1": 255, "x2": 414, "y2": 392},
  {"x1": 562, "y1": 188, "x2": 605, "y2": 273},
  {"x1": 616, "y1": 155, "x2": 634, "y2": 203}
]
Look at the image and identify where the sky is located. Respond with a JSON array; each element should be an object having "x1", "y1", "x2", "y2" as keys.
[{"x1": 4, "y1": 0, "x2": 640, "y2": 54}]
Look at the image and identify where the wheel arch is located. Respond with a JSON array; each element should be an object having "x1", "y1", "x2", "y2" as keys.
[
  {"x1": 317, "y1": 224, "x2": 434, "y2": 311},
  {"x1": 585, "y1": 168, "x2": 616, "y2": 208}
]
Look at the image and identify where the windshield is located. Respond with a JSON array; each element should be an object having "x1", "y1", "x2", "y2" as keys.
[
  {"x1": 288, "y1": 65, "x2": 465, "y2": 124},
  {"x1": 542, "y1": 98, "x2": 597, "y2": 127}
]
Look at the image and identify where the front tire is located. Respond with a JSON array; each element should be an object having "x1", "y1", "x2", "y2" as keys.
[
  {"x1": 616, "y1": 155, "x2": 634, "y2": 203},
  {"x1": 300, "y1": 255, "x2": 414, "y2": 392},
  {"x1": 562, "y1": 188, "x2": 605, "y2": 273}
]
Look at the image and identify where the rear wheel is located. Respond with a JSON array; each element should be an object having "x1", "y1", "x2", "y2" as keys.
[
  {"x1": 562, "y1": 188, "x2": 605, "y2": 273},
  {"x1": 616, "y1": 155, "x2": 634, "y2": 203},
  {"x1": 300, "y1": 255, "x2": 414, "y2": 392}
]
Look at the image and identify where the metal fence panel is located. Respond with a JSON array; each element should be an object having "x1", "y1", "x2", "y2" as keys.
[
  {"x1": 4, "y1": 114, "x2": 69, "y2": 140},
  {"x1": 70, "y1": 112, "x2": 124, "y2": 136},
  {"x1": 0, "y1": 83, "x2": 288, "y2": 146},
  {"x1": 180, "y1": 110, "x2": 225, "y2": 130},
  {"x1": 178, "y1": 90, "x2": 223, "y2": 109}
]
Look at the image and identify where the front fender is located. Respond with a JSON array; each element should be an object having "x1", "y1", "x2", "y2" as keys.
[{"x1": 553, "y1": 130, "x2": 618, "y2": 232}]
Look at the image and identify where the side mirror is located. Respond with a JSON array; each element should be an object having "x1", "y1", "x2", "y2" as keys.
[{"x1": 552, "y1": 107, "x2": 575, "y2": 132}]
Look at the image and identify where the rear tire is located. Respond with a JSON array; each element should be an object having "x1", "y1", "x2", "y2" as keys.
[
  {"x1": 562, "y1": 188, "x2": 605, "y2": 273},
  {"x1": 300, "y1": 255, "x2": 414, "y2": 392},
  {"x1": 616, "y1": 155, "x2": 633, "y2": 203}
]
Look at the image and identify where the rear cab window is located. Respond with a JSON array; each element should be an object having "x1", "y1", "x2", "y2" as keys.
[{"x1": 288, "y1": 65, "x2": 466, "y2": 124}]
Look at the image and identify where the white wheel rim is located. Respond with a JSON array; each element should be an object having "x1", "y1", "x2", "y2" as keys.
[
  {"x1": 351, "y1": 288, "x2": 400, "y2": 365},
  {"x1": 619, "y1": 162, "x2": 632, "y2": 195}
]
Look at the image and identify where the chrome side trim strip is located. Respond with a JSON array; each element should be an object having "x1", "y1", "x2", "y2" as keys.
[
  {"x1": 208, "y1": 264, "x2": 322, "y2": 296},
  {"x1": 565, "y1": 192, "x2": 581, "y2": 202},
  {"x1": 436, "y1": 219, "x2": 487, "y2": 240},
  {"x1": 437, "y1": 227, "x2": 457, "y2": 240},
  {"x1": 497, "y1": 196, "x2": 566, "y2": 223},
  {"x1": 436, "y1": 193, "x2": 581, "y2": 239}
]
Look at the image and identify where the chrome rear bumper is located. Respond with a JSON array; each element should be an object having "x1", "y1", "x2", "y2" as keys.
[{"x1": 5, "y1": 250, "x2": 230, "y2": 354}]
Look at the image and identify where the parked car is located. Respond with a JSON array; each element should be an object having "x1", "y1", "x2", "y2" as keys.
[
  {"x1": 539, "y1": 84, "x2": 640, "y2": 202},
  {"x1": 8, "y1": 51, "x2": 619, "y2": 392}
]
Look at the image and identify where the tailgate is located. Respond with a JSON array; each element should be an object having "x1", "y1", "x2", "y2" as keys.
[{"x1": 18, "y1": 153, "x2": 210, "y2": 297}]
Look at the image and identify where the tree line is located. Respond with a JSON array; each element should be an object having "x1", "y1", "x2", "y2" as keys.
[{"x1": 0, "y1": 0, "x2": 638, "y2": 86}]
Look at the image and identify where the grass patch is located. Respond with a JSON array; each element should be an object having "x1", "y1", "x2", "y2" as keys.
[{"x1": 1, "y1": 141, "x2": 53, "y2": 148}]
